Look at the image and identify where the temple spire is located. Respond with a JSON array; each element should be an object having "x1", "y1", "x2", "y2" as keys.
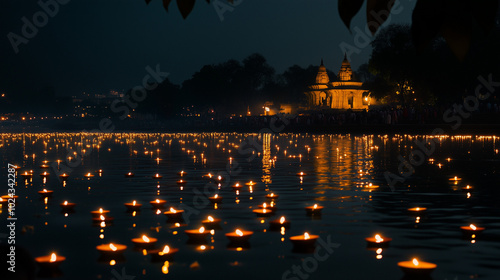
[{"x1": 320, "y1": 58, "x2": 324, "y2": 66}]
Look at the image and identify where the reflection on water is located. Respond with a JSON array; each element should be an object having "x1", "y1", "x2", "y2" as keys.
[{"x1": 0, "y1": 133, "x2": 499, "y2": 280}]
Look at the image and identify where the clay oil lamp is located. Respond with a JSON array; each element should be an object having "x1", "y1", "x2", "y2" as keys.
[
  {"x1": 124, "y1": 172, "x2": 135, "y2": 178},
  {"x1": 58, "y1": 173, "x2": 69, "y2": 180},
  {"x1": 21, "y1": 170, "x2": 33, "y2": 179},
  {"x1": 91, "y1": 208, "x2": 110, "y2": 218},
  {"x1": 152, "y1": 173, "x2": 163, "y2": 179},
  {"x1": 150, "y1": 245, "x2": 179, "y2": 262},
  {"x1": 462, "y1": 185, "x2": 474, "y2": 191},
  {"x1": 365, "y1": 234, "x2": 392, "y2": 248},
  {"x1": 232, "y1": 183, "x2": 243, "y2": 191},
  {"x1": 132, "y1": 235, "x2": 157, "y2": 249},
  {"x1": 124, "y1": 200, "x2": 142, "y2": 212},
  {"x1": 398, "y1": 258, "x2": 437, "y2": 276},
  {"x1": 305, "y1": 204, "x2": 323, "y2": 216},
  {"x1": 296, "y1": 172, "x2": 306, "y2": 177},
  {"x1": 408, "y1": 207, "x2": 427, "y2": 217},
  {"x1": 176, "y1": 179, "x2": 186, "y2": 186},
  {"x1": 226, "y1": 229, "x2": 253, "y2": 245},
  {"x1": 84, "y1": 172, "x2": 94, "y2": 178},
  {"x1": 208, "y1": 194, "x2": 223, "y2": 203},
  {"x1": 38, "y1": 189, "x2": 54, "y2": 197},
  {"x1": 185, "y1": 226, "x2": 210, "y2": 243},
  {"x1": 59, "y1": 201, "x2": 76, "y2": 212},
  {"x1": 265, "y1": 193, "x2": 279, "y2": 200},
  {"x1": 35, "y1": 252, "x2": 65, "y2": 276},
  {"x1": 290, "y1": 232, "x2": 319, "y2": 252},
  {"x1": 269, "y1": 216, "x2": 291, "y2": 230},
  {"x1": 40, "y1": 171, "x2": 50, "y2": 178},
  {"x1": 201, "y1": 215, "x2": 221, "y2": 229},
  {"x1": 39, "y1": 163, "x2": 50, "y2": 169},
  {"x1": 460, "y1": 224, "x2": 485, "y2": 239},
  {"x1": 253, "y1": 207, "x2": 274, "y2": 217},
  {"x1": 150, "y1": 199, "x2": 167, "y2": 209},
  {"x1": 164, "y1": 207, "x2": 184, "y2": 222},
  {"x1": 96, "y1": 243, "x2": 127, "y2": 261}
]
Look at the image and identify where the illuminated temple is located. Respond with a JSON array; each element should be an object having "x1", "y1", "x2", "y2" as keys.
[{"x1": 304, "y1": 55, "x2": 371, "y2": 110}]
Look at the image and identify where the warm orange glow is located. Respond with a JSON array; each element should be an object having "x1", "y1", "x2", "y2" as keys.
[
  {"x1": 375, "y1": 234, "x2": 384, "y2": 243},
  {"x1": 100, "y1": 215, "x2": 105, "y2": 221},
  {"x1": 236, "y1": 229, "x2": 243, "y2": 236},
  {"x1": 208, "y1": 216, "x2": 214, "y2": 222},
  {"x1": 470, "y1": 224, "x2": 477, "y2": 230},
  {"x1": 99, "y1": 208, "x2": 103, "y2": 213},
  {"x1": 155, "y1": 199, "x2": 160, "y2": 203},
  {"x1": 280, "y1": 216, "x2": 285, "y2": 224},
  {"x1": 142, "y1": 235, "x2": 150, "y2": 243},
  {"x1": 313, "y1": 204, "x2": 318, "y2": 209},
  {"x1": 214, "y1": 194, "x2": 218, "y2": 198},
  {"x1": 161, "y1": 245, "x2": 170, "y2": 255},
  {"x1": 413, "y1": 258, "x2": 419, "y2": 266},
  {"x1": 304, "y1": 232, "x2": 310, "y2": 240},
  {"x1": 199, "y1": 227, "x2": 205, "y2": 233},
  {"x1": 50, "y1": 253, "x2": 57, "y2": 262},
  {"x1": 43, "y1": 189, "x2": 47, "y2": 192},
  {"x1": 262, "y1": 203, "x2": 267, "y2": 208},
  {"x1": 63, "y1": 201, "x2": 68, "y2": 205},
  {"x1": 170, "y1": 207, "x2": 177, "y2": 213},
  {"x1": 110, "y1": 243, "x2": 117, "y2": 251},
  {"x1": 133, "y1": 200, "x2": 136, "y2": 206}
]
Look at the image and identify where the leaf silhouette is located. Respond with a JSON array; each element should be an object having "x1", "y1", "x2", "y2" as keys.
[
  {"x1": 411, "y1": 0, "x2": 446, "y2": 53},
  {"x1": 366, "y1": 0, "x2": 396, "y2": 35},
  {"x1": 163, "y1": 0, "x2": 172, "y2": 11},
  {"x1": 177, "y1": 0, "x2": 196, "y2": 19},
  {"x1": 338, "y1": 0, "x2": 364, "y2": 30},
  {"x1": 471, "y1": 0, "x2": 499, "y2": 33}
]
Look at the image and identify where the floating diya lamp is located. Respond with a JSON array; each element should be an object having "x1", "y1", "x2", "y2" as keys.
[
  {"x1": 21, "y1": 170, "x2": 33, "y2": 179},
  {"x1": 58, "y1": 173, "x2": 69, "y2": 180},
  {"x1": 408, "y1": 207, "x2": 427, "y2": 216},
  {"x1": 84, "y1": 172, "x2": 94, "y2": 178},
  {"x1": 176, "y1": 179, "x2": 186, "y2": 186},
  {"x1": 449, "y1": 176, "x2": 462, "y2": 181},
  {"x1": 305, "y1": 204, "x2": 323, "y2": 216},
  {"x1": 225, "y1": 229, "x2": 253, "y2": 243},
  {"x1": 296, "y1": 172, "x2": 306, "y2": 177},
  {"x1": 91, "y1": 208, "x2": 110, "y2": 218},
  {"x1": 245, "y1": 180, "x2": 256, "y2": 186},
  {"x1": 96, "y1": 243, "x2": 127, "y2": 257},
  {"x1": 150, "y1": 199, "x2": 167, "y2": 208},
  {"x1": 185, "y1": 226, "x2": 210, "y2": 242},
  {"x1": 460, "y1": 224, "x2": 485, "y2": 238},
  {"x1": 290, "y1": 232, "x2": 319, "y2": 249},
  {"x1": 39, "y1": 164, "x2": 50, "y2": 169},
  {"x1": 124, "y1": 172, "x2": 135, "y2": 178},
  {"x1": 462, "y1": 185, "x2": 474, "y2": 191},
  {"x1": 35, "y1": 252, "x2": 66, "y2": 269},
  {"x1": 150, "y1": 245, "x2": 179, "y2": 262},
  {"x1": 269, "y1": 216, "x2": 291, "y2": 230},
  {"x1": 152, "y1": 173, "x2": 163, "y2": 179},
  {"x1": 208, "y1": 194, "x2": 223, "y2": 203},
  {"x1": 124, "y1": 200, "x2": 142, "y2": 211},
  {"x1": 265, "y1": 193, "x2": 279, "y2": 200},
  {"x1": 59, "y1": 200, "x2": 76, "y2": 211},
  {"x1": 365, "y1": 234, "x2": 392, "y2": 247},
  {"x1": 164, "y1": 207, "x2": 184, "y2": 222},
  {"x1": 40, "y1": 171, "x2": 50, "y2": 178},
  {"x1": 201, "y1": 215, "x2": 221, "y2": 228},
  {"x1": 232, "y1": 183, "x2": 243, "y2": 190},
  {"x1": 253, "y1": 207, "x2": 274, "y2": 217},
  {"x1": 132, "y1": 235, "x2": 157, "y2": 248},
  {"x1": 258, "y1": 202, "x2": 277, "y2": 212},
  {"x1": 38, "y1": 189, "x2": 54, "y2": 197},
  {"x1": 398, "y1": 258, "x2": 437, "y2": 276},
  {"x1": 178, "y1": 170, "x2": 186, "y2": 177}
]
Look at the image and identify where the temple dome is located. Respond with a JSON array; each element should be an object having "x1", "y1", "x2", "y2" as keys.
[
  {"x1": 337, "y1": 54, "x2": 353, "y2": 81},
  {"x1": 315, "y1": 59, "x2": 330, "y2": 84}
]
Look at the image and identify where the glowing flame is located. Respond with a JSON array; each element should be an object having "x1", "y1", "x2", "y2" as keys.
[
  {"x1": 132, "y1": 200, "x2": 137, "y2": 206},
  {"x1": 208, "y1": 216, "x2": 214, "y2": 222},
  {"x1": 263, "y1": 203, "x2": 267, "y2": 208},
  {"x1": 155, "y1": 173, "x2": 160, "y2": 177},
  {"x1": 470, "y1": 224, "x2": 477, "y2": 230},
  {"x1": 109, "y1": 243, "x2": 117, "y2": 251},
  {"x1": 87, "y1": 173, "x2": 91, "y2": 176},
  {"x1": 99, "y1": 208, "x2": 103, "y2": 213},
  {"x1": 100, "y1": 215, "x2": 105, "y2": 221},
  {"x1": 412, "y1": 258, "x2": 419, "y2": 266},
  {"x1": 214, "y1": 194, "x2": 218, "y2": 198},
  {"x1": 270, "y1": 193, "x2": 275, "y2": 197},
  {"x1": 416, "y1": 207, "x2": 420, "y2": 211},
  {"x1": 236, "y1": 229, "x2": 243, "y2": 236},
  {"x1": 63, "y1": 201, "x2": 68, "y2": 205},
  {"x1": 304, "y1": 232, "x2": 310, "y2": 240},
  {"x1": 280, "y1": 216, "x2": 285, "y2": 224},
  {"x1": 43, "y1": 189, "x2": 47, "y2": 192},
  {"x1": 155, "y1": 199, "x2": 160, "y2": 203},
  {"x1": 199, "y1": 227, "x2": 205, "y2": 233},
  {"x1": 313, "y1": 204, "x2": 318, "y2": 209},
  {"x1": 218, "y1": 175, "x2": 222, "y2": 181},
  {"x1": 50, "y1": 253, "x2": 57, "y2": 262},
  {"x1": 375, "y1": 234, "x2": 384, "y2": 243},
  {"x1": 170, "y1": 207, "x2": 177, "y2": 213},
  {"x1": 161, "y1": 245, "x2": 170, "y2": 254},
  {"x1": 156, "y1": 209, "x2": 161, "y2": 215},
  {"x1": 142, "y1": 235, "x2": 150, "y2": 243}
]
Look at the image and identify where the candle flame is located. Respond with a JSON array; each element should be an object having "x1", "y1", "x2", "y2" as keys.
[
  {"x1": 375, "y1": 234, "x2": 384, "y2": 243},
  {"x1": 470, "y1": 224, "x2": 477, "y2": 230},
  {"x1": 263, "y1": 203, "x2": 267, "y2": 208},
  {"x1": 155, "y1": 199, "x2": 160, "y2": 203},
  {"x1": 416, "y1": 207, "x2": 420, "y2": 211},
  {"x1": 161, "y1": 245, "x2": 170, "y2": 254},
  {"x1": 214, "y1": 194, "x2": 218, "y2": 198},
  {"x1": 236, "y1": 229, "x2": 244, "y2": 236},
  {"x1": 156, "y1": 209, "x2": 161, "y2": 214},
  {"x1": 218, "y1": 175, "x2": 222, "y2": 180},
  {"x1": 133, "y1": 200, "x2": 136, "y2": 206},
  {"x1": 270, "y1": 193, "x2": 274, "y2": 197},
  {"x1": 99, "y1": 208, "x2": 103, "y2": 213},
  {"x1": 280, "y1": 216, "x2": 285, "y2": 224},
  {"x1": 43, "y1": 189, "x2": 47, "y2": 192},
  {"x1": 208, "y1": 216, "x2": 214, "y2": 222},
  {"x1": 100, "y1": 215, "x2": 105, "y2": 221},
  {"x1": 199, "y1": 227, "x2": 205, "y2": 233},
  {"x1": 109, "y1": 243, "x2": 117, "y2": 251},
  {"x1": 64, "y1": 201, "x2": 68, "y2": 205},
  {"x1": 142, "y1": 235, "x2": 150, "y2": 243},
  {"x1": 50, "y1": 253, "x2": 57, "y2": 262},
  {"x1": 304, "y1": 232, "x2": 310, "y2": 240},
  {"x1": 313, "y1": 204, "x2": 318, "y2": 209},
  {"x1": 412, "y1": 258, "x2": 419, "y2": 266},
  {"x1": 87, "y1": 173, "x2": 91, "y2": 176},
  {"x1": 170, "y1": 207, "x2": 177, "y2": 213}
]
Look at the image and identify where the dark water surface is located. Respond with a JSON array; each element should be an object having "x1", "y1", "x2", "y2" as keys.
[{"x1": 1, "y1": 133, "x2": 499, "y2": 280}]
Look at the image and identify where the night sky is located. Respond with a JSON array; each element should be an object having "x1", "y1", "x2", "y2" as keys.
[{"x1": 1, "y1": 0, "x2": 414, "y2": 97}]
